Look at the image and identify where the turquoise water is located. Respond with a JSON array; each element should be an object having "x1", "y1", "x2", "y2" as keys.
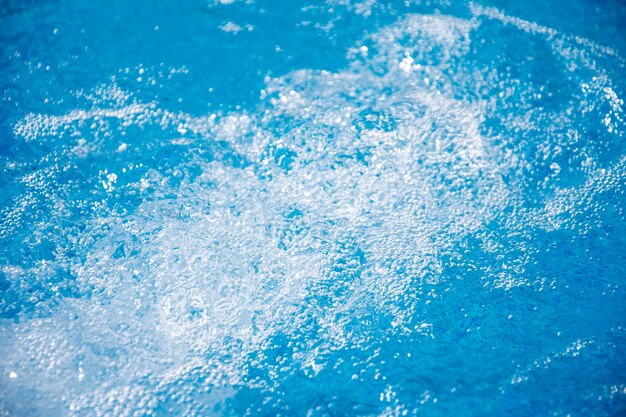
[{"x1": 1, "y1": 0, "x2": 625, "y2": 415}]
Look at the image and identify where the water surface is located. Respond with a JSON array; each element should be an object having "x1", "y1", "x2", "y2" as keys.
[{"x1": 1, "y1": 0, "x2": 625, "y2": 416}]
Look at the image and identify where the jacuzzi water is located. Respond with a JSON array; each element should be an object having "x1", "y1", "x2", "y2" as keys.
[{"x1": 1, "y1": 0, "x2": 625, "y2": 415}]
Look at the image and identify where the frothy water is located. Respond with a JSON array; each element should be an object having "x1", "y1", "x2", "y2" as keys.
[{"x1": 1, "y1": 1, "x2": 625, "y2": 416}]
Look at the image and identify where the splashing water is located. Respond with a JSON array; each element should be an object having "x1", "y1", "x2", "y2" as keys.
[{"x1": 1, "y1": 0, "x2": 625, "y2": 416}]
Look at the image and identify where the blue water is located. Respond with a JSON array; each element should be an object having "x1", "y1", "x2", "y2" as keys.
[{"x1": 1, "y1": 0, "x2": 625, "y2": 415}]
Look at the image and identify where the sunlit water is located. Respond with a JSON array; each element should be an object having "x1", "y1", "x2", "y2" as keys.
[{"x1": 1, "y1": 0, "x2": 625, "y2": 416}]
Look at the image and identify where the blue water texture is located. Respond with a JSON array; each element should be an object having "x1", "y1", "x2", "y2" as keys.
[{"x1": 1, "y1": 0, "x2": 626, "y2": 416}]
